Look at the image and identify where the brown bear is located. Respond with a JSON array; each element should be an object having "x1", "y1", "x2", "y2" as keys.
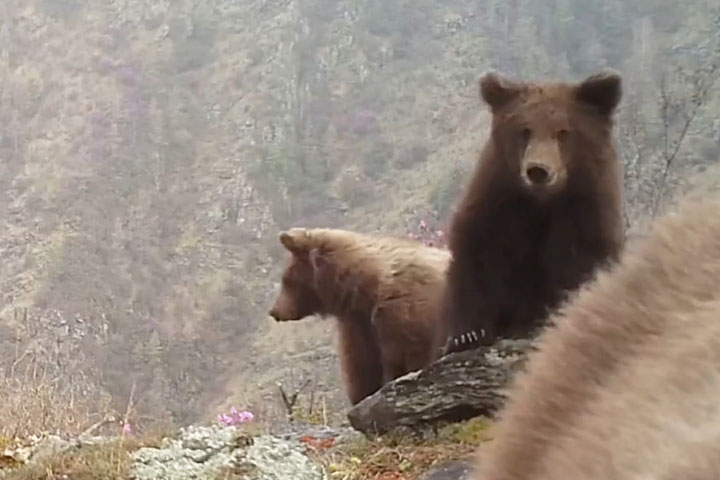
[
  {"x1": 268, "y1": 227, "x2": 451, "y2": 405},
  {"x1": 470, "y1": 192, "x2": 720, "y2": 480},
  {"x1": 438, "y1": 69, "x2": 626, "y2": 355}
]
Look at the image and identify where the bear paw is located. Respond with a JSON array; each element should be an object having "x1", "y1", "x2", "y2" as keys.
[{"x1": 443, "y1": 330, "x2": 484, "y2": 355}]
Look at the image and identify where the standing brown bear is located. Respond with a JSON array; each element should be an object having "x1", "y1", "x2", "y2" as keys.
[
  {"x1": 268, "y1": 227, "x2": 451, "y2": 405},
  {"x1": 439, "y1": 70, "x2": 625, "y2": 355}
]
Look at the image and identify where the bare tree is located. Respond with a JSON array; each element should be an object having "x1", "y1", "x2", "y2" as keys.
[
  {"x1": 650, "y1": 62, "x2": 720, "y2": 215},
  {"x1": 620, "y1": 14, "x2": 720, "y2": 230}
]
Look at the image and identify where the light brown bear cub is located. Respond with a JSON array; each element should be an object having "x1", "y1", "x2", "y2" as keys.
[
  {"x1": 269, "y1": 227, "x2": 450, "y2": 405},
  {"x1": 471, "y1": 193, "x2": 720, "y2": 480}
]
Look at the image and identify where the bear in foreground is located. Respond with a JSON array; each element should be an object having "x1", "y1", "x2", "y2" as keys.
[
  {"x1": 471, "y1": 193, "x2": 720, "y2": 480},
  {"x1": 268, "y1": 227, "x2": 451, "y2": 405},
  {"x1": 439, "y1": 69, "x2": 626, "y2": 354}
]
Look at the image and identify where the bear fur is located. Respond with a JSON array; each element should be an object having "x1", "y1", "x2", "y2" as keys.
[
  {"x1": 438, "y1": 70, "x2": 626, "y2": 354},
  {"x1": 470, "y1": 192, "x2": 720, "y2": 480},
  {"x1": 268, "y1": 227, "x2": 451, "y2": 405}
]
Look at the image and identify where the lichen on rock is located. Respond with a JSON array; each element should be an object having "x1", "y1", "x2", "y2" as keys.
[{"x1": 130, "y1": 424, "x2": 326, "y2": 480}]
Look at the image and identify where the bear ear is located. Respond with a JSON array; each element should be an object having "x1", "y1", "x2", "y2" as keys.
[
  {"x1": 575, "y1": 69, "x2": 623, "y2": 116},
  {"x1": 279, "y1": 228, "x2": 311, "y2": 254},
  {"x1": 479, "y1": 71, "x2": 522, "y2": 110}
]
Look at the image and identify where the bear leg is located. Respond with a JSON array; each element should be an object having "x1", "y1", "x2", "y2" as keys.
[
  {"x1": 336, "y1": 318, "x2": 385, "y2": 405},
  {"x1": 440, "y1": 261, "x2": 498, "y2": 355}
]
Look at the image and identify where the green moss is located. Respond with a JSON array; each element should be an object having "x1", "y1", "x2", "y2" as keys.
[
  {"x1": 289, "y1": 405, "x2": 327, "y2": 426},
  {"x1": 436, "y1": 416, "x2": 493, "y2": 445}
]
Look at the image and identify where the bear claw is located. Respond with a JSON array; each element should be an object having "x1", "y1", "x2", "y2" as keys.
[{"x1": 445, "y1": 329, "x2": 484, "y2": 355}]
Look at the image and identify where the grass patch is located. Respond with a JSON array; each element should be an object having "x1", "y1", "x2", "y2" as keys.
[
  {"x1": 2, "y1": 440, "x2": 133, "y2": 480},
  {"x1": 311, "y1": 417, "x2": 492, "y2": 480},
  {"x1": 1, "y1": 431, "x2": 170, "y2": 480}
]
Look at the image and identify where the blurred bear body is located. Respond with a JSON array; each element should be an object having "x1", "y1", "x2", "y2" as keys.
[{"x1": 471, "y1": 193, "x2": 720, "y2": 480}]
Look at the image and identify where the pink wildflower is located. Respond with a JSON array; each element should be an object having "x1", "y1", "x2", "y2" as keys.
[
  {"x1": 238, "y1": 411, "x2": 254, "y2": 422},
  {"x1": 217, "y1": 407, "x2": 254, "y2": 426}
]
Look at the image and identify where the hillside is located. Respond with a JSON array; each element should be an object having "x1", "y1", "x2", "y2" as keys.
[{"x1": 0, "y1": 0, "x2": 719, "y2": 434}]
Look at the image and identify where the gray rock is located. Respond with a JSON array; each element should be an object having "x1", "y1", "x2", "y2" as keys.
[
  {"x1": 347, "y1": 339, "x2": 533, "y2": 434},
  {"x1": 275, "y1": 423, "x2": 364, "y2": 450},
  {"x1": 2, "y1": 435, "x2": 72, "y2": 465},
  {"x1": 130, "y1": 424, "x2": 326, "y2": 480},
  {"x1": 418, "y1": 460, "x2": 472, "y2": 480},
  {"x1": 28, "y1": 435, "x2": 73, "y2": 463}
]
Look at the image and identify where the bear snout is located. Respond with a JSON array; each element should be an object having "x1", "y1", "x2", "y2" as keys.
[
  {"x1": 268, "y1": 300, "x2": 298, "y2": 321},
  {"x1": 268, "y1": 304, "x2": 291, "y2": 321},
  {"x1": 525, "y1": 163, "x2": 553, "y2": 185},
  {"x1": 523, "y1": 162, "x2": 557, "y2": 187}
]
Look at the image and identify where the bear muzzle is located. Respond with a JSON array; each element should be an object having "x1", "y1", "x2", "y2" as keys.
[
  {"x1": 268, "y1": 307, "x2": 288, "y2": 321},
  {"x1": 521, "y1": 161, "x2": 564, "y2": 191},
  {"x1": 520, "y1": 138, "x2": 565, "y2": 191},
  {"x1": 525, "y1": 162, "x2": 553, "y2": 185},
  {"x1": 268, "y1": 303, "x2": 300, "y2": 322}
]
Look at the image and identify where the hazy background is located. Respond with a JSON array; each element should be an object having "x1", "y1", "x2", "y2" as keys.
[{"x1": 0, "y1": 0, "x2": 718, "y2": 434}]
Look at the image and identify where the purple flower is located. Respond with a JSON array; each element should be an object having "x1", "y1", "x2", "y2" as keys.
[
  {"x1": 238, "y1": 411, "x2": 254, "y2": 422},
  {"x1": 217, "y1": 407, "x2": 254, "y2": 426}
]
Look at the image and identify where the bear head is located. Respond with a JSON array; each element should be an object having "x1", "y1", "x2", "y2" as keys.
[
  {"x1": 479, "y1": 69, "x2": 622, "y2": 199},
  {"x1": 268, "y1": 228, "x2": 325, "y2": 322}
]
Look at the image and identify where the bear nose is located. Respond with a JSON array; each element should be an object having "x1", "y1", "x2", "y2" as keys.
[
  {"x1": 525, "y1": 164, "x2": 551, "y2": 185},
  {"x1": 268, "y1": 308, "x2": 279, "y2": 321}
]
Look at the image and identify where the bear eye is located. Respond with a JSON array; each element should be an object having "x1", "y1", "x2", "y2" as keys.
[
  {"x1": 520, "y1": 127, "x2": 531, "y2": 140},
  {"x1": 556, "y1": 129, "x2": 569, "y2": 141}
]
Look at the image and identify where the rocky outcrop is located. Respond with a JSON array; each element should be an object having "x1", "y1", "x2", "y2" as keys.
[
  {"x1": 347, "y1": 339, "x2": 532, "y2": 434},
  {"x1": 130, "y1": 424, "x2": 326, "y2": 480}
]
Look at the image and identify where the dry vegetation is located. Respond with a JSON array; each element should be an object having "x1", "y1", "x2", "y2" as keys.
[
  {"x1": 0, "y1": 309, "x2": 114, "y2": 440},
  {"x1": 0, "y1": 432, "x2": 170, "y2": 480},
  {"x1": 2, "y1": 442, "x2": 134, "y2": 480},
  {"x1": 310, "y1": 418, "x2": 491, "y2": 480}
]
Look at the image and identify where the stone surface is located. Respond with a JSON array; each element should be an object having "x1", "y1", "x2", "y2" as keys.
[
  {"x1": 130, "y1": 424, "x2": 326, "y2": 480},
  {"x1": 347, "y1": 339, "x2": 532, "y2": 434},
  {"x1": 418, "y1": 460, "x2": 473, "y2": 480}
]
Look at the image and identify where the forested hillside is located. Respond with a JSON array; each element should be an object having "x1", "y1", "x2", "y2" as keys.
[{"x1": 0, "y1": 0, "x2": 718, "y2": 432}]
